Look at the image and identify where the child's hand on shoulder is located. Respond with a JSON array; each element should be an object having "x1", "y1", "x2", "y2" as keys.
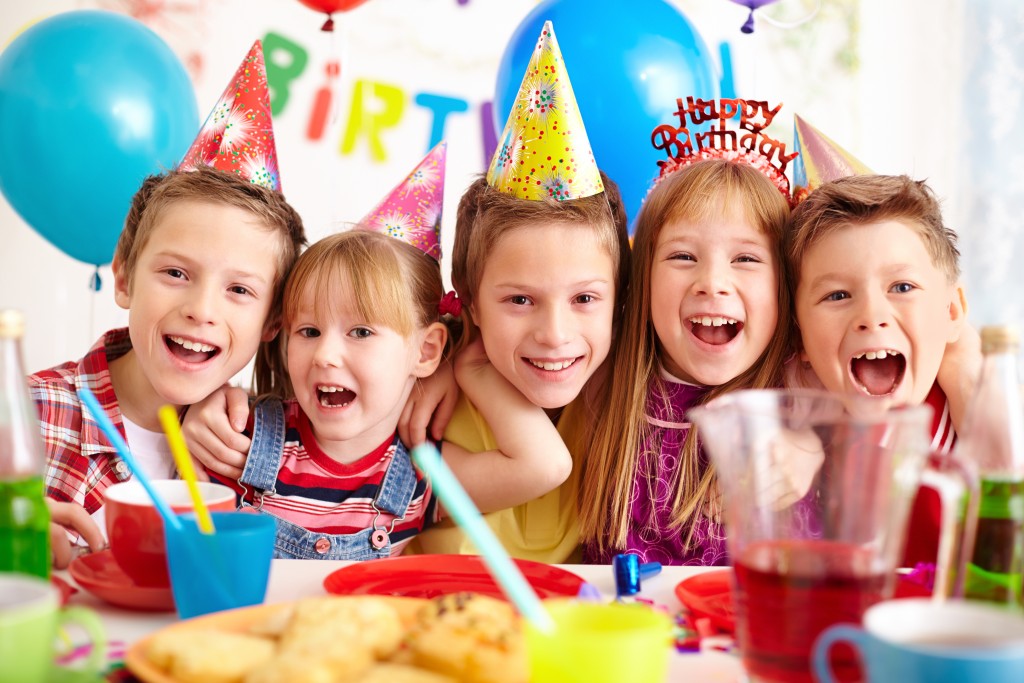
[
  {"x1": 454, "y1": 337, "x2": 526, "y2": 407},
  {"x1": 758, "y1": 427, "x2": 824, "y2": 511},
  {"x1": 182, "y1": 384, "x2": 252, "y2": 480},
  {"x1": 47, "y1": 499, "x2": 104, "y2": 569},
  {"x1": 399, "y1": 360, "x2": 459, "y2": 447},
  {"x1": 938, "y1": 323, "x2": 982, "y2": 431}
]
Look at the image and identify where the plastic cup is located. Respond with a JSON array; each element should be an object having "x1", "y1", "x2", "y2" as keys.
[
  {"x1": 165, "y1": 511, "x2": 276, "y2": 619},
  {"x1": 525, "y1": 600, "x2": 673, "y2": 683}
]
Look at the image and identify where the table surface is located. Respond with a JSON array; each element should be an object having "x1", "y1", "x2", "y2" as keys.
[{"x1": 60, "y1": 559, "x2": 745, "y2": 682}]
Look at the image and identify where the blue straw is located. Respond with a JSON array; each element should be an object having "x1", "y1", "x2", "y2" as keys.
[
  {"x1": 411, "y1": 443, "x2": 554, "y2": 632},
  {"x1": 79, "y1": 386, "x2": 182, "y2": 531}
]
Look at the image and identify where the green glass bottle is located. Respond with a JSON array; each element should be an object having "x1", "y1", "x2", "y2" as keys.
[
  {"x1": 958, "y1": 326, "x2": 1024, "y2": 608},
  {"x1": 0, "y1": 309, "x2": 51, "y2": 578}
]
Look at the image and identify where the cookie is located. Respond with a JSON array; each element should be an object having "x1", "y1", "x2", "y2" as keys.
[
  {"x1": 406, "y1": 593, "x2": 527, "y2": 683},
  {"x1": 147, "y1": 628, "x2": 275, "y2": 683}
]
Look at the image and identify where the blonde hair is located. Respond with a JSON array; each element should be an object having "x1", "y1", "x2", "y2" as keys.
[
  {"x1": 786, "y1": 174, "x2": 960, "y2": 286},
  {"x1": 450, "y1": 172, "x2": 630, "y2": 356},
  {"x1": 260, "y1": 230, "x2": 448, "y2": 398},
  {"x1": 579, "y1": 159, "x2": 793, "y2": 555}
]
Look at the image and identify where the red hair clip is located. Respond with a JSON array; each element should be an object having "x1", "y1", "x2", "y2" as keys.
[{"x1": 438, "y1": 290, "x2": 462, "y2": 317}]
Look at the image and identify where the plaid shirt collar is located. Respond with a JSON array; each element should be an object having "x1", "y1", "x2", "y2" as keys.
[{"x1": 76, "y1": 328, "x2": 133, "y2": 460}]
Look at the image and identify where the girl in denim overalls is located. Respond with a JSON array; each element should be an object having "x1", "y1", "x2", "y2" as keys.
[{"x1": 202, "y1": 225, "x2": 574, "y2": 561}]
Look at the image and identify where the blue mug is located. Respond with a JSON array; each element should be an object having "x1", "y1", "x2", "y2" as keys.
[{"x1": 813, "y1": 598, "x2": 1024, "y2": 682}]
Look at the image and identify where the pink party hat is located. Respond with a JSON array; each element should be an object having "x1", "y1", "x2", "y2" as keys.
[
  {"x1": 358, "y1": 142, "x2": 446, "y2": 260},
  {"x1": 791, "y1": 115, "x2": 872, "y2": 203},
  {"x1": 486, "y1": 21, "x2": 603, "y2": 201},
  {"x1": 179, "y1": 41, "x2": 281, "y2": 191}
]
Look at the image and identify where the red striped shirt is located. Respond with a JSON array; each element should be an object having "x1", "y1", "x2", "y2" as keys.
[{"x1": 210, "y1": 400, "x2": 439, "y2": 554}]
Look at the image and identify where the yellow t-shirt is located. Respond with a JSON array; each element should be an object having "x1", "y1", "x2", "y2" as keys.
[{"x1": 405, "y1": 394, "x2": 587, "y2": 563}]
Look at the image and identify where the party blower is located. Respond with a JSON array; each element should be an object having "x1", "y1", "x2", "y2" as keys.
[
  {"x1": 79, "y1": 388, "x2": 274, "y2": 618},
  {"x1": 411, "y1": 444, "x2": 673, "y2": 683}
]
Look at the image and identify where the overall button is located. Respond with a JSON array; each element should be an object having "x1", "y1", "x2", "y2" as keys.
[
  {"x1": 314, "y1": 537, "x2": 331, "y2": 554},
  {"x1": 114, "y1": 461, "x2": 129, "y2": 475}
]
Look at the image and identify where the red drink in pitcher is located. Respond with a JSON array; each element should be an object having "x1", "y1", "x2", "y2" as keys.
[{"x1": 734, "y1": 539, "x2": 889, "y2": 683}]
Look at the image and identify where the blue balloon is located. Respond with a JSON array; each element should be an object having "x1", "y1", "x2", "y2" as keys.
[
  {"x1": 495, "y1": 0, "x2": 718, "y2": 226},
  {"x1": 0, "y1": 10, "x2": 198, "y2": 266}
]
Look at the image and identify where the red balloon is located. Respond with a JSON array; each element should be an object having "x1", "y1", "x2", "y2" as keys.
[{"x1": 297, "y1": 0, "x2": 370, "y2": 14}]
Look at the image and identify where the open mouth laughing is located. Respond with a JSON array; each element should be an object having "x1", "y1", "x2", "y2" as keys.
[
  {"x1": 317, "y1": 384, "x2": 357, "y2": 408},
  {"x1": 688, "y1": 316, "x2": 743, "y2": 345},
  {"x1": 850, "y1": 349, "x2": 906, "y2": 396},
  {"x1": 165, "y1": 335, "x2": 220, "y2": 363}
]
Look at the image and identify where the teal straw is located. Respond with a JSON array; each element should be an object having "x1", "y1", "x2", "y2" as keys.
[
  {"x1": 79, "y1": 386, "x2": 182, "y2": 531},
  {"x1": 411, "y1": 443, "x2": 554, "y2": 633}
]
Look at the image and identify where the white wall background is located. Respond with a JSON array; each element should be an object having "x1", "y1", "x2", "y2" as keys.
[{"x1": 3, "y1": 0, "x2": 1014, "y2": 379}]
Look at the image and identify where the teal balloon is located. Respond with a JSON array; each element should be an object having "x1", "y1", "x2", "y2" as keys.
[
  {"x1": 495, "y1": 0, "x2": 718, "y2": 227},
  {"x1": 0, "y1": 10, "x2": 198, "y2": 266}
]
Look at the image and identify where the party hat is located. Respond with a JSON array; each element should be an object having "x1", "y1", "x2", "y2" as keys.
[
  {"x1": 179, "y1": 41, "x2": 281, "y2": 191},
  {"x1": 486, "y1": 21, "x2": 603, "y2": 201},
  {"x1": 791, "y1": 115, "x2": 872, "y2": 203},
  {"x1": 358, "y1": 142, "x2": 446, "y2": 260}
]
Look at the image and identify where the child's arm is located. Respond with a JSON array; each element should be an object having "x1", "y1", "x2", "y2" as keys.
[
  {"x1": 937, "y1": 322, "x2": 982, "y2": 432},
  {"x1": 181, "y1": 385, "x2": 253, "y2": 480},
  {"x1": 47, "y1": 499, "x2": 104, "y2": 569},
  {"x1": 439, "y1": 339, "x2": 572, "y2": 513},
  {"x1": 399, "y1": 360, "x2": 460, "y2": 447}
]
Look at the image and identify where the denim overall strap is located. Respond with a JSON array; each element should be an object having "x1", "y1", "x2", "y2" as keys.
[
  {"x1": 238, "y1": 398, "x2": 286, "y2": 505},
  {"x1": 271, "y1": 437, "x2": 420, "y2": 560},
  {"x1": 373, "y1": 437, "x2": 417, "y2": 516}
]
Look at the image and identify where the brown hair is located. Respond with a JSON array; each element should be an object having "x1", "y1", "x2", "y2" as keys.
[
  {"x1": 115, "y1": 166, "x2": 306, "y2": 395},
  {"x1": 265, "y1": 230, "x2": 448, "y2": 398},
  {"x1": 579, "y1": 158, "x2": 793, "y2": 555},
  {"x1": 450, "y1": 171, "x2": 630, "y2": 356},
  {"x1": 785, "y1": 174, "x2": 960, "y2": 289}
]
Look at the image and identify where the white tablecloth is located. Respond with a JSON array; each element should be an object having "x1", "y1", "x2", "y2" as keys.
[{"x1": 62, "y1": 560, "x2": 745, "y2": 682}]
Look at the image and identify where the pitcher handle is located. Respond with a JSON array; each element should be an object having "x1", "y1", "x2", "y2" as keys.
[{"x1": 920, "y1": 451, "x2": 979, "y2": 601}]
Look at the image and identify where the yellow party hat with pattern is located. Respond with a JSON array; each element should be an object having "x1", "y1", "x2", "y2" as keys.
[
  {"x1": 791, "y1": 115, "x2": 872, "y2": 203},
  {"x1": 486, "y1": 21, "x2": 603, "y2": 201}
]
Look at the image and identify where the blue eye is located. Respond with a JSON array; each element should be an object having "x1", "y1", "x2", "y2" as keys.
[
  {"x1": 891, "y1": 282, "x2": 915, "y2": 294},
  {"x1": 825, "y1": 291, "x2": 849, "y2": 302},
  {"x1": 297, "y1": 327, "x2": 320, "y2": 338}
]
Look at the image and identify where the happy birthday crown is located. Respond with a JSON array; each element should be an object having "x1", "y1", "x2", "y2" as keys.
[
  {"x1": 179, "y1": 41, "x2": 281, "y2": 191},
  {"x1": 652, "y1": 97, "x2": 798, "y2": 201}
]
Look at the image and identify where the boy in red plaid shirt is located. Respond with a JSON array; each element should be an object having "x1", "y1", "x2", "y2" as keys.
[{"x1": 29, "y1": 42, "x2": 306, "y2": 542}]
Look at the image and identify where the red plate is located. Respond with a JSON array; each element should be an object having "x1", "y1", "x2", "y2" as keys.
[
  {"x1": 68, "y1": 548, "x2": 176, "y2": 612},
  {"x1": 323, "y1": 554, "x2": 585, "y2": 600},
  {"x1": 675, "y1": 567, "x2": 934, "y2": 636},
  {"x1": 674, "y1": 569, "x2": 735, "y2": 633}
]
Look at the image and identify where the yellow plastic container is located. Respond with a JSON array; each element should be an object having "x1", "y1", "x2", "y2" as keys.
[{"x1": 525, "y1": 600, "x2": 673, "y2": 683}]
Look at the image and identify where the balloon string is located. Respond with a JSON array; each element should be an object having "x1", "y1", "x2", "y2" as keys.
[{"x1": 757, "y1": 0, "x2": 821, "y2": 29}]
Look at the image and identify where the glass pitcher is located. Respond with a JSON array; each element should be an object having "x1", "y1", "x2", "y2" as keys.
[{"x1": 689, "y1": 389, "x2": 975, "y2": 683}]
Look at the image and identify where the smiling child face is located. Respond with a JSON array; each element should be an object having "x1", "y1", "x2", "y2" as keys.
[{"x1": 795, "y1": 219, "x2": 965, "y2": 406}]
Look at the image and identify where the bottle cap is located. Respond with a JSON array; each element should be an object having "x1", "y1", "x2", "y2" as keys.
[
  {"x1": 981, "y1": 325, "x2": 1020, "y2": 354},
  {"x1": 0, "y1": 309, "x2": 25, "y2": 339}
]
